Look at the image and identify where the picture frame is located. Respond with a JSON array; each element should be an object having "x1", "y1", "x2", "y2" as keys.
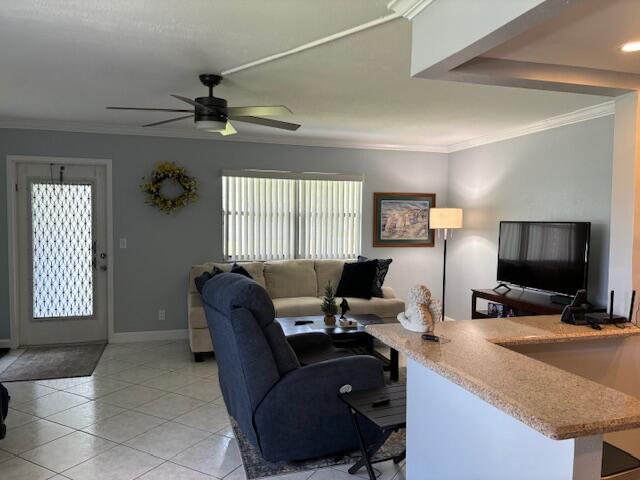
[{"x1": 373, "y1": 192, "x2": 436, "y2": 247}]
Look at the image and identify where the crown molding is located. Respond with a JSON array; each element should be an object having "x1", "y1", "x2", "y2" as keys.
[
  {"x1": 0, "y1": 117, "x2": 449, "y2": 153},
  {"x1": 0, "y1": 100, "x2": 614, "y2": 155},
  {"x1": 387, "y1": 0, "x2": 433, "y2": 19},
  {"x1": 446, "y1": 100, "x2": 615, "y2": 153}
]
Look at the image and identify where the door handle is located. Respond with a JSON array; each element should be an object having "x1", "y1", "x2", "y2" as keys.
[{"x1": 99, "y1": 265, "x2": 107, "y2": 271}]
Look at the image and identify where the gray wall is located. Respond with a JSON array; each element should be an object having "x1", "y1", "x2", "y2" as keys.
[
  {"x1": 446, "y1": 116, "x2": 614, "y2": 320},
  {"x1": 0, "y1": 129, "x2": 449, "y2": 338}
]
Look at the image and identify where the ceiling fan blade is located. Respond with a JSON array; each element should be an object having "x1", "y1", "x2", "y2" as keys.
[
  {"x1": 226, "y1": 105, "x2": 292, "y2": 117},
  {"x1": 107, "y1": 107, "x2": 193, "y2": 113},
  {"x1": 219, "y1": 122, "x2": 237, "y2": 136},
  {"x1": 171, "y1": 95, "x2": 213, "y2": 112},
  {"x1": 142, "y1": 114, "x2": 193, "y2": 127},
  {"x1": 229, "y1": 116, "x2": 300, "y2": 131}
]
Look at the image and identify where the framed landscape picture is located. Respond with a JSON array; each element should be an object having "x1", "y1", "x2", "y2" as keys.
[{"x1": 373, "y1": 192, "x2": 436, "y2": 247}]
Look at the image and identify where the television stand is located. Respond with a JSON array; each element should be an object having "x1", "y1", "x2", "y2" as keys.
[
  {"x1": 550, "y1": 293, "x2": 574, "y2": 305},
  {"x1": 472, "y1": 288, "x2": 567, "y2": 319},
  {"x1": 492, "y1": 283, "x2": 512, "y2": 293}
]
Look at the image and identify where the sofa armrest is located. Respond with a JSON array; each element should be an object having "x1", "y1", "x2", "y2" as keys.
[
  {"x1": 286, "y1": 332, "x2": 333, "y2": 356},
  {"x1": 381, "y1": 286, "x2": 397, "y2": 299}
]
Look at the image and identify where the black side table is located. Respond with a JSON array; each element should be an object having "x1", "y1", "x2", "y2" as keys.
[{"x1": 339, "y1": 383, "x2": 406, "y2": 480}]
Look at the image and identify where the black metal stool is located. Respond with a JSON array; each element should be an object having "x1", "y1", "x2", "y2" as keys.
[{"x1": 339, "y1": 383, "x2": 406, "y2": 480}]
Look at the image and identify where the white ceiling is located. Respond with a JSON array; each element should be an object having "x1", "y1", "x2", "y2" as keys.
[
  {"x1": 0, "y1": 0, "x2": 611, "y2": 150},
  {"x1": 486, "y1": 0, "x2": 640, "y2": 75}
]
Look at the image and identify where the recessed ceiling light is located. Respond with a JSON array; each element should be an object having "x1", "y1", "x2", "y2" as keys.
[{"x1": 621, "y1": 41, "x2": 640, "y2": 52}]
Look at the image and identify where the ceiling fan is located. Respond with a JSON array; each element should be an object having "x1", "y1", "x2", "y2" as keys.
[{"x1": 106, "y1": 74, "x2": 300, "y2": 136}]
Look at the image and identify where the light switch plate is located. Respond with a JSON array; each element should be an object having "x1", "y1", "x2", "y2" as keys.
[{"x1": 119, "y1": 238, "x2": 127, "y2": 249}]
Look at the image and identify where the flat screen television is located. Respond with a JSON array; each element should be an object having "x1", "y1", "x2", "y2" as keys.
[{"x1": 497, "y1": 221, "x2": 590, "y2": 296}]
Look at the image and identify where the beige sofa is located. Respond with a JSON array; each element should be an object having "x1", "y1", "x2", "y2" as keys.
[{"x1": 187, "y1": 259, "x2": 405, "y2": 360}]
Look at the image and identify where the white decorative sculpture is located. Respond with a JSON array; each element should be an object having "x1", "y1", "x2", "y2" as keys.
[{"x1": 398, "y1": 285, "x2": 444, "y2": 333}]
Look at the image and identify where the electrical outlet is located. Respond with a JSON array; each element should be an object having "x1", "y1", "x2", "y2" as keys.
[
  {"x1": 158, "y1": 309, "x2": 166, "y2": 321},
  {"x1": 119, "y1": 238, "x2": 127, "y2": 249}
]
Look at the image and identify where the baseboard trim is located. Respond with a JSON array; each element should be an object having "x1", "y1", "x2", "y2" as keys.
[
  {"x1": 111, "y1": 329, "x2": 188, "y2": 344},
  {"x1": 444, "y1": 316, "x2": 456, "y2": 322},
  {"x1": 0, "y1": 338, "x2": 12, "y2": 348}
]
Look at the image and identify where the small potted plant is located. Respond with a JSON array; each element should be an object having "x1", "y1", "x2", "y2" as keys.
[{"x1": 321, "y1": 281, "x2": 338, "y2": 326}]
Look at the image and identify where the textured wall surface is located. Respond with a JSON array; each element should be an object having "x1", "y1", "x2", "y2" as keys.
[
  {"x1": 446, "y1": 116, "x2": 614, "y2": 320},
  {"x1": 0, "y1": 129, "x2": 448, "y2": 339}
]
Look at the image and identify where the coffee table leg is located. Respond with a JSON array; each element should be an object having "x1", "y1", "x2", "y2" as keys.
[
  {"x1": 390, "y1": 348, "x2": 399, "y2": 382},
  {"x1": 365, "y1": 335, "x2": 374, "y2": 354}
]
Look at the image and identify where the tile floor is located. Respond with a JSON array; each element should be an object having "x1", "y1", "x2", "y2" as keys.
[{"x1": 0, "y1": 340, "x2": 406, "y2": 480}]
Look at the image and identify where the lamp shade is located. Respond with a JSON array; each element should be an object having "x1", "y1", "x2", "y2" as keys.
[{"x1": 430, "y1": 208, "x2": 463, "y2": 229}]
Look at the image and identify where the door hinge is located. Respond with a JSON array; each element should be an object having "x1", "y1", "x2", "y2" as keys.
[{"x1": 15, "y1": 183, "x2": 18, "y2": 192}]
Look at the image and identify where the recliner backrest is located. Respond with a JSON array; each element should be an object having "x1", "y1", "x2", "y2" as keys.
[{"x1": 201, "y1": 273, "x2": 300, "y2": 444}]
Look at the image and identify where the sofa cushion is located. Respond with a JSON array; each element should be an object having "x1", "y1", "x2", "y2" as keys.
[
  {"x1": 343, "y1": 296, "x2": 405, "y2": 319},
  {"x1": 315, "y1": 260, "x2": 348, "y2": 297},
  {"x1": 231, "y1": 263, "x2": 253, "y2": 279},
  {"x1": 273, "y1": 297, "x2": 323, "y2": 317},
  {"x1": 189, "y1": 262, "x2": 265, "y2": 293},
  {"x1": 335, "y1": 260, "x2": 378, "y2": 299},
  {"x1": 358, "y1": 256, "x2": 392, "y2": 298},
  {"x1": 264, "y1": 260, "x2": 317, "y2": 299}
]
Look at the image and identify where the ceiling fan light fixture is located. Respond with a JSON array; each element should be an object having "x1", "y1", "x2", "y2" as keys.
[
  {"x1": 621, "y1": 41, "x2": 640, "y2": 52},
  {"x1": 109, "y1": 73, "x2": 299, "y2": 134},
  {"x1": 196, "y1": 119, "x2": 227, "y2": 132}
]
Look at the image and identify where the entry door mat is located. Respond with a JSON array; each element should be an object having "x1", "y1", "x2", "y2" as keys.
[
  {"x1": 231, "y1": 418, "x2": 405, "y2": 479},
  {"x1": 0, "y1": 343, "x2": 106, "y2": 382}
]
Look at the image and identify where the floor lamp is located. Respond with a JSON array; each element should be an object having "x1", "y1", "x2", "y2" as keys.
[{"x1": 429, "y1": 208, "x2": 463, "y2": 321}]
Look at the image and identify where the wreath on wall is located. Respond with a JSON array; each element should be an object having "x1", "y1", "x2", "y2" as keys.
[{"x1": 140, "y1": 162, "x2": 198, "y2": 214}]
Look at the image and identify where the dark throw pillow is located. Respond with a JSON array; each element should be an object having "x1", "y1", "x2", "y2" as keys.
[
  {"x1": 335, "y1": 260, "x2": 378, "y2": 299},
  {"x1": 231, "y1": 263, "x2": 253, "y2": 279},
  {"x1": 358, "y1": 256, "x2": 392, "y2": 298},
  {"x1": 194, "y1": 266, "x2": 223, "y2": 294}
]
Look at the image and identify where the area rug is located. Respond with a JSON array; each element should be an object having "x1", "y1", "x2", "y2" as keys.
[
  {"x1": 0, "y1": 343, "x2": 106, "y2": 382},
  {"x1": 231, "y1": 418, "x2": 405, "y2": 479}
]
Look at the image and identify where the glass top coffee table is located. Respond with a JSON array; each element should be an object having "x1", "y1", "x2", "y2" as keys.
[{"x1": 276, "y1": 314, "x2": 399, "y2": 381}]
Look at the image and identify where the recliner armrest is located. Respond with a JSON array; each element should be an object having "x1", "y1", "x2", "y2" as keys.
[
  {"x1": 254, "y1": 355, "x2": 385, "y2": 461},
  {"x1": 257, "y1": 355, "x2": 384, "y2": 415}
]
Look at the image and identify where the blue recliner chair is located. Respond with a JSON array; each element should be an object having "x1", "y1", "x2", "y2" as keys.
[{"x1": 201, "y1": 273, "x2": 385, "y2": 462}]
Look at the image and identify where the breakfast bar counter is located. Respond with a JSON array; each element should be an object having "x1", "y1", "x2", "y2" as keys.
[{"x1": 367, "y1": 316, "x2": 640, "y2": 479}]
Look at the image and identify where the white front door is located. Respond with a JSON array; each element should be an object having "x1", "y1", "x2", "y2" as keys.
[{"x1": 16, "y1": 160, "x2": 109, "y2": 345}]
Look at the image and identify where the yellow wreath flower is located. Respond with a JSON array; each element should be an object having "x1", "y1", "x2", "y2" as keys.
[{"x1": 140, "y1": 162, "x2": 198, "y2": 214}]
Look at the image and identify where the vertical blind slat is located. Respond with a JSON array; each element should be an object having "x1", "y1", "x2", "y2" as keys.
[{"x1": 223, "y1": 176, "x2": 361, "y2": 261}]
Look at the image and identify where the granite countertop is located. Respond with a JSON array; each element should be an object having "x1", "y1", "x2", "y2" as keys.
[{"x1": 367, "y1": 316, "x2": 640, "y2": 440}]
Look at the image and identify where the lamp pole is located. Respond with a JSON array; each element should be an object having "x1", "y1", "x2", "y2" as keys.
[
  {"x1": 442, "y1": 228, "x2": 448, "y2": 321},
  {"x1": 429, "y1": 208, "x2": 463, "y2": 322}
]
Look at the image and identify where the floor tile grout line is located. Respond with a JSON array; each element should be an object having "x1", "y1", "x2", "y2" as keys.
[
  {"x1": 10, "y1": 393, "x2": 92, "y2": 418},
  {"x1": 120, "y1": 426, "x2": 215, "y2": 464},
  {"x1": 4, "y1": 394, "x2": 223, "y2": 462},
  {"x1": 1, "y1": 342, "x2": 232, "y2": 479},
  {"x1": 15, "y1": 430, "x2": 119, "y2": 475},
  {"x1": 57, "y1": 432, "x2": 232, "y2": 480}
]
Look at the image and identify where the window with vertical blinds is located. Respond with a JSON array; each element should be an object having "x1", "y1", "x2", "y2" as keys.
[{"x1": 222, "y1": 171, "x2": 362, "y2": 261}]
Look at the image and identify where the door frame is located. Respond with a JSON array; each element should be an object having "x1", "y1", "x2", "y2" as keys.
[{"x1": 6, "y1": 155, "x2": 115, "y2": 348}]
